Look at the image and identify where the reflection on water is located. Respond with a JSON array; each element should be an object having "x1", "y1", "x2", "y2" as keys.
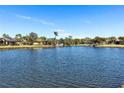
[{"x1": 0, "y1": 47, "x2": 124, "y2": 88}]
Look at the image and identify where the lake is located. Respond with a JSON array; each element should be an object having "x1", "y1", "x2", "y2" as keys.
[{"x1": 0, "y1": 46, "x2": 124, "y2": 88}]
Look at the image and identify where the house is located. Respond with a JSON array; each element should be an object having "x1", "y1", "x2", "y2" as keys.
[
  {"x1": 33, "y1": 38, "x2": 43, "y2": 45},
  {"x1": 0, "y1": 38, "x2": 3, "y2": 45},
  {"x1": 115, "y1": 38, "x2": 121, "y2": 44},
  {"x1": 56, "y1": 43, "x2": 64, "y2": 47},
  {"x1": 0, "y1": 37, "x2": 17, "y2": 45}
]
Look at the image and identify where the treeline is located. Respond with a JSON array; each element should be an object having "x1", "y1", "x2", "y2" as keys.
[{"x1": 1, "y1": 32, "x2": 124, "y2": 46}]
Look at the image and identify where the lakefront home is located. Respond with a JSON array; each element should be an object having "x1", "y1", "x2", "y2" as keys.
[
  {"x1": 33, "y1": 38, "x2": 43, "y2": 45},
  {"x1": 0, "y1": 37, "x2": 17, "y2": 45}
]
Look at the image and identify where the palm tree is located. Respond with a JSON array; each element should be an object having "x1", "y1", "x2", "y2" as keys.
[
  {"x1": 53, "y1": 31, "x2": 58, "y2": 47},
  {"x1": 54, "y1": 32, "x2": 58, "y2": 39}
]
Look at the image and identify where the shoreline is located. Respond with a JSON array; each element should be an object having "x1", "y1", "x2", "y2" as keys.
[
  {"x1": 78, "y1": 44, "x2": 124, "y2": 48},
  {"x1": 0, "y1": 45, "x2": 54, "y2": 50},
  {"x1": 95, "y1": 44, "x2": 124, "y2": 48},
  {"x1": 1, "y1": 44, "x2": 124, "y2": 50}
]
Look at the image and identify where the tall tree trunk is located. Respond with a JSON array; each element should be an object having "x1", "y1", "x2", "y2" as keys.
[{"x1": 54, "y1": 35, "x2": 56, "y2": 47}]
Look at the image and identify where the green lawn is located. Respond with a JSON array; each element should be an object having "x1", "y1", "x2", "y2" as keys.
[{"x1": 0, "y1": 45, "x2": 54, "y2": 50}]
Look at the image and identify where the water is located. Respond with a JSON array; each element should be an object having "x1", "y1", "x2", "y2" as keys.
[{"x1": 0, "y1": 46, "x2": 124, "y2": 88}]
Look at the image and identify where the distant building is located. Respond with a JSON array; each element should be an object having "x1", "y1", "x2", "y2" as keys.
[
  {"x1": 33, "y1": 38, "x2": 43, "y2": 45},
  {"x1": 115, "y1": 38, "x2": 121, "y2": 44},
  {"x1": 56, "y1": 43, "x2": 64, "y2": 47},
  {"x1": 0, "y1": 37, "x2": 17, "y2": 45}
]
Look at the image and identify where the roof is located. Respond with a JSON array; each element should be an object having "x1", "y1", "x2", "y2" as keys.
[
  {"x1": 35, "y1": 38, "x2": 42, "y2": 42},
  {"x1": 0, "y1": 37, "x2": 17, "y2": 42}
]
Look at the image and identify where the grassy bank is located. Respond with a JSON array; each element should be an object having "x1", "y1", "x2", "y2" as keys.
[
  {"x1": 0, "y1": 45, "x2": 54, "y2": 50},
  {"x1": 74, "y1": 44, "x2": 89, "y2": 46},
  {"x1": 77, "y1": 44, "x2": 124, "y2": 48},
  {"x1": 1, "y1": 44, "x2": 124, "y2": 50},
  {"x1": 96, "y1": 44, "x2": 124, "y2": 48}
]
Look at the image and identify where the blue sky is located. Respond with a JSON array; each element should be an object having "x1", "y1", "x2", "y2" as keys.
[{"x1": 0, "y1": 5, "x2": 124, "y2": 38}]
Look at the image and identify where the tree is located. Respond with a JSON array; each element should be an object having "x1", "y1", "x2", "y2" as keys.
[
  {"x1": 94, "y1": 37, "x2": 106, "y2": 44},
  {"x1": 29, "y1": 32, "x2": 38, "y2": 45},
  {"x1": 68, "y1": 36, "x2": 73, "y2": 45},
  {"x1": 80, "y1": 39, "x2": 85, "y2": 44},
  {"x1": 40, "y1": 36, "x2": 46, "y2": 41},
  {"x1": 15, "y1": 34, "x2": 22, "y2": 41},
  {"x1": 39, "y1": 36, "x2": 47, "y2": 45},
  {"x1": 3, "y1": 34, "x2": 10, "y2": 38},
  {"x1": 73, "y1": 38, "x2": 81, "y2": 45},
  {"x1": 64, "y1": 37, "x2": 70, "y2": 46},
  {"x1": 69, "y1": 36, "x2": 72, "y2": 39},
  {"x1": 59, "y1": 38, "x2": 64, "y2": 44},
  {"x1": 54, "y1": 32, "x2": 58, "y2": 39},
  {"x1": 107, "y1": 36, "x2": 116, "y2": 44},
  {"x1": 22, "y1": 35, "x2": 30, "y2": 45},
  {"x1": 118, "y1": 36, "x2": 124, "y2": 44},
  {"x1": 64, "y1": 36, "x2": 74, "y2": 46},
  {"x1": 83, "y1": 37, "x2": 92, "y2": 44},
  {"x1": 47, "y1": 38, "x2": 55, "y2": 45},
  {"x1": 54, "y1": 32, "x2": 58, "y2": 46}
]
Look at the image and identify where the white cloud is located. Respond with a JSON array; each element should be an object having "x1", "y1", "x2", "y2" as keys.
[
  {"x1": 16, "y1": 14, "x2": 55, "y2": 26},
  {"x1": 33, "y1": 19, "x2": 55, "y2": 25},
  {"x1": 16, "y1": 15, "x2": 32, "y2": 20}
]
